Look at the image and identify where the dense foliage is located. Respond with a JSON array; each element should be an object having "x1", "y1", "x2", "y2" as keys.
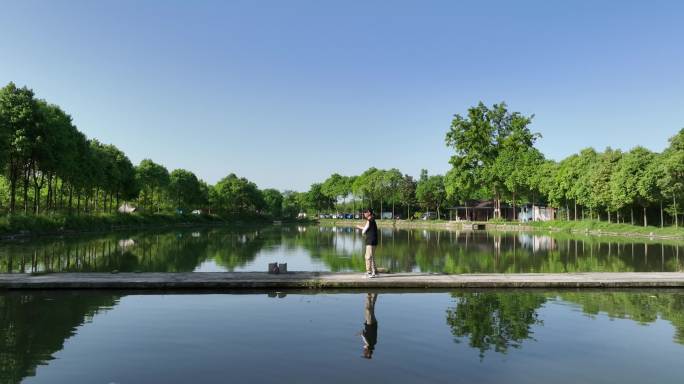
[
  {"x1": 0, "y1": 83, "x2": 268, "y2": 219},
  {"x1": 307, "y1": 103, "x2": 683, "y2": 227},
  {"x1": 1, "y1": 83, "x2": 682, "y2": 227}
]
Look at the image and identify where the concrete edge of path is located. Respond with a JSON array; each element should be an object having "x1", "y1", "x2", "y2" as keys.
[{"x1": 2, "y1": 272, "x2": 684, "y2": 290}]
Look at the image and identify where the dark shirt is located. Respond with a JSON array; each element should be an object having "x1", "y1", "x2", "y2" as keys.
[
  {"x1": 363, "y1": 321, "x2": 378, "y2": 350},
  {"x1": 365, "y1": 218, "x2": 378, "y2": 246}
]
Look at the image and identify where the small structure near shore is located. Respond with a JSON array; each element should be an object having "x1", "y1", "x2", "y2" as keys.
[
  {"x1": 118, "y1": 202, "x2": 137, "y2": 214},
  {"x1": 448, "y1": 201, "x2": 555, "y2": 222},
  {"x1": 268, "y1": 263, "x2": 288, "y2": 274}
]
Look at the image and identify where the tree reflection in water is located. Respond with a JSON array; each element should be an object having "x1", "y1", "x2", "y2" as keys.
[
  {"x1": 2, "y1": 290, "x2": 684, "y2": 382},
  {"x1": 0, "y1": 291, "x2": 119, "y2": 384},
  {"x1": 1, "y1": 225, "x2": 682, "y2": 273},
  {"x1": 446, "y1": 290, "x2": 684, "y2": 359},
  {"x1": 446, "y1": 292, "x2": 546, "y2": 358}
]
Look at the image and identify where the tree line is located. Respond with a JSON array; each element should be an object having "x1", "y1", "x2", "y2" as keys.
[
  {"x1": 0, "y1": 83, "x2": 279, "y2": 218},
  {"x1": 2, "y1": 82, "x2": 682, "y2": 226},
  {"x1": 303, "y1": 102, "x2": 683, "y2": 227}
]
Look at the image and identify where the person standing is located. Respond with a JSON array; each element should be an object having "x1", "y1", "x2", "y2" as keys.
[{"x1": 356, "y1": 208, "x2": 378, "y2": 278}]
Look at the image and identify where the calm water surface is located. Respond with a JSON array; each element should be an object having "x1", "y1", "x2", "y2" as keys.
[
  {"x1": 1, "y1": 225, "x2": 682, "y2": 273},
  {"x1": 1, "y1": 290, "x2": 684, "y2": 383}
]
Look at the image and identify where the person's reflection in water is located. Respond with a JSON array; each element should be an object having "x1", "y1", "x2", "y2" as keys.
[{"x1": 361, "y1": 293, "x2": 378, "y2": 359}]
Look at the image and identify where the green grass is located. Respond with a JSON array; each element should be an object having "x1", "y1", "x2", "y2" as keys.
[
  {"x1": 0, "y1": 212, "x2": 229, "y2": 236},
  {"x1": 317, "y1": 217, "x2": 684, "y2": 240},
  {"x1": 527, "y1": 219, "x2": 684, "y2": 238}
]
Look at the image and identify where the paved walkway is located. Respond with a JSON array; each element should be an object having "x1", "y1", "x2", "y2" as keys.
[{"x1": 2, "y1": 272, "x2": 684, "y2": 289}]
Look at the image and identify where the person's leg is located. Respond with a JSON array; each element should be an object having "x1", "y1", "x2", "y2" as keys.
[
  {"x1": 364, "y1": 245, "x2": 372, "y2": 274},
  {"x1": 369, "y1": 246, "x2": 377, "y2": 275},
  {"x1": 365, "y1": 293, "x2": 373, "y2": 324},
  {"x1": 365, "y1": 293, "x2": 378, "y2": 323}
]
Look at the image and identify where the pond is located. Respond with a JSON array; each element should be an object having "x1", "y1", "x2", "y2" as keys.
[
  {"x1": 0, "y1": 225, "x2": 682, "y2": 273},
  {"x1": 2, "y1": 290, "x2": 684, "y2": 383}
]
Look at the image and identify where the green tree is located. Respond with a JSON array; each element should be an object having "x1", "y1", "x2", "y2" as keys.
[
  {"x1": 352, "y1": 167, "x2": 380, "y2": 210},
  {"x1": 571, "y1": 148, "x2": 599, "y2": 220},
  {"x1": 416, "y1": 172, "x2": 446, "y2": 218},
  {"x1": 282, "y1": 190, "x2": 304, "y2": 218},
  {"x1": 0, "y1": 83, "x2": 41, "y2": 213},
  {"x1": 383, "y1": 168, "x2": 403, "y2": 218},
  {"x1": 610, "y1": 147, "x2": 656, "y2": 225},
  {"x1": 34, "y1": 102, "x2": 77, "y2": 213},
  {"x1": 306, "y1": 183, "x2": 334, "y2": 214},
  {"x1": 445, "y1": 102, "x2": 539, "y2": 218},
  {"x1": 136, "y1": 159, "x2": 170, "y2": 212},
  {"x1": 210, "y1": 173, "x2": 264, "y2": 216},
  {"x1": 399, "y1": 174, "x2": 417, "y2": 219},
  {"x1": 493, "y1": 129, "x2": 544, "y2": 220},
  {"x1": 168, "y1": 169, "x2": 203, "y2": 212},
  {"x1": 640, "y1": 153, "x2": 671, "y2": 227},
  {"x1": 659, "y1": 130, "x2": 684, "y2": 227},
  {"x1": 590, "y1": 148, "x2": 623, "y2": 222},
  {"x1": 262, "y1": 188, "x2": 284, "y2": 218},
  {"x1": 553, "y1": 155, "x2": 578, "y2": 220},
  {"x1": 321, "y1": 173, "x2": 352, "y2": 211}
]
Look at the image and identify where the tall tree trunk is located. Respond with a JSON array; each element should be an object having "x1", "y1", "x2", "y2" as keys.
[
  {"x1": 23, "y1": 166, "x2": 30, "y2": 214},
  {"x1": 68, "y1": 185, "x2": 74, "y2": 213},
  {"x1": 574, "y1": 199, "x2": 577, "y2": 220},
  {"x1": 33, "y1": 183, "x2": 39, "y2": 214},
  {"x1": 8, "y1": 157, "x2": 19, "y2": 214},
  {"x1": 54, "y1": 177, "x2": 59, "y2": 211},
  {"x1": 660, "y1": 199, "x2": 664, "y2": 228},
  {"x1": 498, "y1": 194, "x2": 501, "y2": 219},
  {"x1": 59, "y1": 179, "x2": 66, "y2": 210},
  {"x1": 674, "y1": 193, "x2": 679, "y2": 228},
  {"x1": 9, "y1": 174, "x2": 17, "y2": 214},
  {"x1": 31, "y1": 168, "x2": 45, "y2": 215},
  {"x1": 512, "y1": 191, "x2": 517, "y2": 221},
  {"x1": 643, "y1": 206, "x2": 647, "y2": 227},
  {"x1": 45, "y1": 174, "x2": 51, "y2": 212}
]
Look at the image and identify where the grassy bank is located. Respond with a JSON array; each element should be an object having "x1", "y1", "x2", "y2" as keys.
[
  {"x1": 0, "y1": 212, "x2": 242, "y2": 238},
  {"x1": 318, "y1": 218, "x2": 684, "y2": 240},
  {"x1": 318, "y1": 218, "x2": 462, "y2": 230},
  {"x1": 528, "y1": 220, "x2": 684, "y2": 239}
]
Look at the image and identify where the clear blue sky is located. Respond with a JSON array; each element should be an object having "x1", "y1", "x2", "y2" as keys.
[{"x1": 1, "y1": 0, "x2": 683, "y2": 191}]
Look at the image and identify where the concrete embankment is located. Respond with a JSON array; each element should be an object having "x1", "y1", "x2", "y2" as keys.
[{"x1": 2, "y1": 272, "x2": 684, "y2": 290}]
